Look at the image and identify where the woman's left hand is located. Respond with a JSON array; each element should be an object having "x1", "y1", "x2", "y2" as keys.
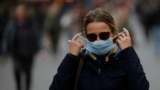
[{"x1": 116, "y1": 28, "x2": 132, "y2": 50}]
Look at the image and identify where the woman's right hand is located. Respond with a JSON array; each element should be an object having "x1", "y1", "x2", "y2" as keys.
[{"x1": 69, "y1": 33, "x2": 84, "y2": 56}]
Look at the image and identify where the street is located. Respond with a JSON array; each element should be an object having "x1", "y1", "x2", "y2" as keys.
[{"x1": 0, "y1": 13, "x2": 160, "y2": 90}]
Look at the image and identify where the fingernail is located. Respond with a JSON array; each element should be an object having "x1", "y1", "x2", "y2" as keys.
[{"x1": 123, "y1": 27, "x2": 127, "y2": 30}]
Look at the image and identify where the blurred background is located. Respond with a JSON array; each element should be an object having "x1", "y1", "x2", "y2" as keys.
[{"x1": 0, "y1": 0, "x2": 160, "y2": 90}]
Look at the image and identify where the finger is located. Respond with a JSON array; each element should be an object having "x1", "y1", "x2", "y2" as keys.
[
  {"x1": 123, "y1": 27, "x2": 130, "y2": 37},
  {"x1": 116, "y1": 38, "x2": 121, "y2": 43},
  {"x1": 121, "y1": 33, "x2": 126, "y2": 38},
  {"x1": 117, "y1": 35, "x2": 123, "y2": 40},
  {"x1": 77, "y1": 41, "x2": 84, "y2": 47},
  {"x1": 71, "y1": 33, "x2": 81, "y2": 41}
]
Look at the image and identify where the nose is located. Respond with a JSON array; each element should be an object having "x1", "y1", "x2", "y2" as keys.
[{"x1": 97, "y1": 36, "x2": 101, "y2": 41}]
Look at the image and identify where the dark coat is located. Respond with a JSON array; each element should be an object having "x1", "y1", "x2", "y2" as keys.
[
  {"x1": 2, "y1": 18, "x2": 41, "y2": 56},
  {"x1": 49, "y1": 47, "x2": 149, "y2": 90}
]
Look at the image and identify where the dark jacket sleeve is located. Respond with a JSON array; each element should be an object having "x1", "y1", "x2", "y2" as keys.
[
  {"x1": 49, "y1": 53, "x2": 80, "y2": 90},
  {"x1": 32, "y1": 20, "x2": 43, "y2": 52},
  {"x1": 119, "y1": 46, "x2": 149, "y2": 90},
  {"x1": 2, "y1": 21, "x2": 14, "y2": 54}
]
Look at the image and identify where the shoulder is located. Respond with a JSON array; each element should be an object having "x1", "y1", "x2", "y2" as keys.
[
  {"x1": 5, "y1": 20, "x2": 17, "y2": 32},
  {"x1": 6, "y1": 20, "x2": 15, "y2": 27}
]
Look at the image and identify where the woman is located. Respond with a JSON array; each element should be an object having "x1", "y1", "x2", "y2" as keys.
[{"x1": 49, "y1": 8, "x2": 149, "y2": 90}]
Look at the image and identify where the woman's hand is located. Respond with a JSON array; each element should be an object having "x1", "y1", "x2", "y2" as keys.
[
  {"x1": 116, "y1": 28, "x2": 132, "y2": 50},
  {"x1": 69, "y1": 33, "x2": 84, "y2": 56}
]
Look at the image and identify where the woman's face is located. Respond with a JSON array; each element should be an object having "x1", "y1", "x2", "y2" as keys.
[{"x1": 86, "y1": 22, "x2": 115, "y2": 42}]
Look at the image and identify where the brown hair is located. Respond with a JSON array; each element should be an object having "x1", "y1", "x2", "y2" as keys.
[{"x1": 83, "y1": 8, "x2": 117, "y2": 33}]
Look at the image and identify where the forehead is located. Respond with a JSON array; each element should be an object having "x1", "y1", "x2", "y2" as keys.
[
  {"x1": 86, "y1": 22, "x2": 111, "y2": 34},
  {"x1": 16, "y1": 5, "x2": 26, "y2": 11}
]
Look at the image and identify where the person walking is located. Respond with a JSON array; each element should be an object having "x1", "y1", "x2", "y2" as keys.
[
  {"x1": 49, "y1": 8, "x2": 149, "y2": 90},
  {"x1": 2, "y1": 4, "x2": 41, "y2": 90}
]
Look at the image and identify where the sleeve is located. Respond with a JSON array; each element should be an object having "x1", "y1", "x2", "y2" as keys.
[
  {"x1": 119, "y1": 46, "x2": 149, "y2": 90},
  {"x1": 1, "y1": 21, "x2": 13, "y2": 54},
  {"x1": 32, "y1": 20, "x2": 43, "y2": 50},
  {"x1": 49, "y1": 53, "x2": 80, "y2": 90}
]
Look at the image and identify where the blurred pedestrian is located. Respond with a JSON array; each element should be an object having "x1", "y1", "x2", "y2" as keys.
[
  {"x1": 2, "y1": 4, "x2": 41, "y2": 90},
  {"x1": 136, "y1": 0, "x2": 160, "y2": 55},
  {"x1": 49, "y1": 8, "x2": 149, "y2": 90},
  {"x1": 43, "y1": 0, "x2": 68, "y2": 54},
  {"x1": 0, "y1": 3, "x2": 9, "y2": 54},
  {"x1": 60, "y1": 1, "x2": 86, "y2": 39}
]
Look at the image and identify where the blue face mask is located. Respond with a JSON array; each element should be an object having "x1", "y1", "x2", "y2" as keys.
[{"x1": 85, "y1": 38, "x2": 115, "y2": 55}]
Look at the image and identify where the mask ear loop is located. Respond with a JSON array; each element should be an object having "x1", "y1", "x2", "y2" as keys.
[
  {"x1": 113, "y1": 30, "x2": 125, "y2": 43},
  {"x1": 113, "y1": 30, "x2": 125, "y2": 39},
  {"x1": 68, "y1": 30, "x2": 87, "y2": 43},
  {"x1": 78, "y1": 30, "x2": 88, "y2": 50},
  {"x1": 112, "y1": 30, "x2": 126, "y2": 51},
  {"x1": 81, "y1": 29, "x2": 87, "y2": 38}
]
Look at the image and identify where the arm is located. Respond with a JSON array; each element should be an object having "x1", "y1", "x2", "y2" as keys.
[
  {"x1": 49, "y1": 33, "x2": 84, "y2": 90},
  {"x1": 32, "y1": 20, "x2": 43, "y2": 50},
  {"x1": 49, "y1": 53, "x2": 80, "y2": 90},
  {"x1": 116, "y1": 28, "x2": 149, "y2": 90},
  {"x1": 120, "y1": 47, "x2": 149, "y2": 90},
  {"x1": 1, "y1": 21, "x2": 13, "y2": 54}
]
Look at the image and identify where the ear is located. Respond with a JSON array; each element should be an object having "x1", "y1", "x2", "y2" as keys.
[
  {"x1": 81, "y1": 29, "x2": 87, "y2": 38},
  {"x1": 111, "y1": 29, "x2": 118, "y2": 37},
  {"x1": 112, "y1": 29, "x2": 119, "y2": 43}
]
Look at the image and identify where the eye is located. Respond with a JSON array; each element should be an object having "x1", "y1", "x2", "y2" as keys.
[
  {"x1": 99, "y1": 32, "x2": 110, "y2": 40},
  {"x1": 86, "y1": 33, "x2": 97, "y2": 42}
]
